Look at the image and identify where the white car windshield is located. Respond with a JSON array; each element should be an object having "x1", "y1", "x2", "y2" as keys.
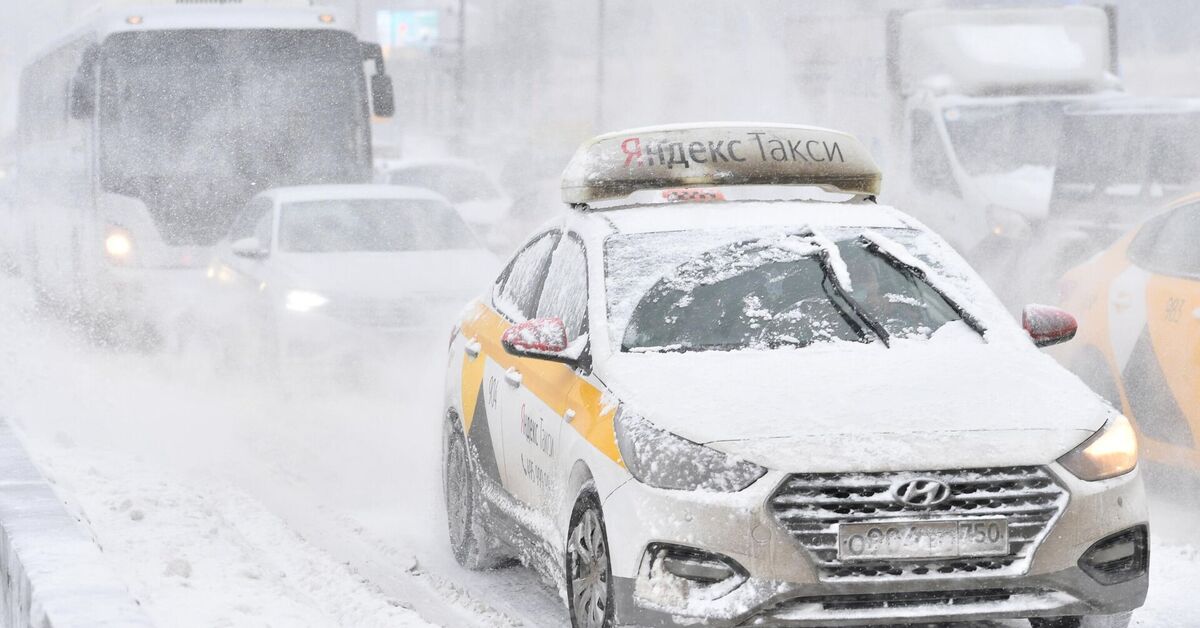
[
  {"x1": 387, "y1": 166, "x2": 500, "y2": 204},
  {"x1": 280, "y1": 198, "x2": 477, "y2": 253},
  {"x1": 606, "y1": 227, "x2": 973, "y2": 353}
]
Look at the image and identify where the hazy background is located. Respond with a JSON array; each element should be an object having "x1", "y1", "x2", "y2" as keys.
[{"x1": 4, "y1": 0, "x2": 1199, "y2": 177}]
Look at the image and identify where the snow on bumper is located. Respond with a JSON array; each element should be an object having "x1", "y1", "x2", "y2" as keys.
[{"x1": 602, "y1": 464, "x2": 1148, "y2": 627}]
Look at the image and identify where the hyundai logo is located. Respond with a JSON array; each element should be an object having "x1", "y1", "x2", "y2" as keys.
[{"x1": 890, "y1": 478, "x2": 952, "y2": 508}]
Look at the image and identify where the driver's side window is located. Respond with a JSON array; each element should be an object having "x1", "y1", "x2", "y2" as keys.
[
  {"x1": 494, "y1": 231, "x2": 559, "y2": 321},
  {"x1": 1130, "y1": 203, "x2": 1200, "y2": 277},
  {"x1": 231, "y1": 197, "x2": 273, "y2": 242},
  {"x1": 535, "y1": 234, "x2": 588, "y2": 342}
]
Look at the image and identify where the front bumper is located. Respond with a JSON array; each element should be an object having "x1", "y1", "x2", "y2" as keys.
[{"x1": 602, "y1": 464, "x2": 1148, "y2": 627}]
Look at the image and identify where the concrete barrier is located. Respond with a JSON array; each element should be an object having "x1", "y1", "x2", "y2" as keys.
[{"x1": 0, "y1": 421, "x2": 153, "y2": 628}]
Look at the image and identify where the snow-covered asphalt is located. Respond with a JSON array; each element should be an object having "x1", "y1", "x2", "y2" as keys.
[{"x1": 0, "y1": 274, "x2": 1195, "y2": 627}]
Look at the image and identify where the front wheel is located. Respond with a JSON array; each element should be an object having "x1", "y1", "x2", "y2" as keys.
[
  {"x1": 565, "y1": 490, "x2": 614, "y2": 628},
  {"x1": 1030, "y1": 613, "x2": 1132, "y2": 628},
  {"x1": 443, "y1": 417, "x2": 506, "y2": 570}
]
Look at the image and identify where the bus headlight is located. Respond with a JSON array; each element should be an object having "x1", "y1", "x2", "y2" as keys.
[
  {"x1": 615, "y1": 407, "x2": 765, "y2": 492},
  {"x1": 285, "y1": 289, "x2": 329, "y2": 313},
  {"x1": 104, "y1": 229, "x2": 133, "y2": 260},
  {"x1": 1059, "y1": 415, "x2": 1138, "y2": 481}
]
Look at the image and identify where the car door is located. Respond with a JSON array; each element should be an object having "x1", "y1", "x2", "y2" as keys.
[
  {"x1": 1121, "y1": 203, "x2": 1200, "y2": 453},
  {"x1": 501, "y1": 233, "x2": 590, "y2": 514},
  {"x1": 478, "y1": 231, "x2": 560, "y2": 493}
]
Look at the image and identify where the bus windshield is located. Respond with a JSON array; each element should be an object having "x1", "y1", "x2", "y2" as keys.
[{"x1": 98, "y1": 30, "x2": 370, "y2": 245}]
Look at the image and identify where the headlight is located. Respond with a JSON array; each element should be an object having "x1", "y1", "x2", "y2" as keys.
[
  {"x1": 986, "y1": 206, "x2": 1033, "y2": 240},
  {"x1": 1058, "y1": 415, "x2": 1138, "y2": 481},
  {"x1": 615, "y1": 407, "x2": 766, "y2": 492},
  {"x1": 285, "y1": 289, "x2": 329, "y2": 313},
  {"x1": 104, "y1": 229, "x2": 133, "y2": 259}
]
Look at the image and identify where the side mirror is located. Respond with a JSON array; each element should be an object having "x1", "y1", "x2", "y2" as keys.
[
  {"x1": 231, "y1": 237, "x2": 268, "y2": 260},
  {"x1": 501, "y1": 317, "x2": 580, "y2": 365},
  {"x1": 1023, "y1": 304, "x2": 1077, "y2": 348},
  {"x1": 371, "y1": 74, "x2": 395, "y2": 118}
]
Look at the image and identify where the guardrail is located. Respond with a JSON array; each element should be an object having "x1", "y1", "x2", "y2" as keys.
[{"x1": 0, "y1": 420, "x2": 154, "y2": 628}]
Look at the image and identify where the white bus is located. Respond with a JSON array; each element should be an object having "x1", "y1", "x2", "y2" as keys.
[{"x1": 16, "y1": 2, "x2": 394, "y2": 342}]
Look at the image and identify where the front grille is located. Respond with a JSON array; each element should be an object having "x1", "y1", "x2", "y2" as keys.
[{"x1": 768, "y1": 467, "x2": 1068, "y2": 580}]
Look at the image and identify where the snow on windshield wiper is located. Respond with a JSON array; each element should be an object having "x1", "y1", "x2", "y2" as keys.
[
  {"x1": 859, "y1": 230, "x2": 988, "y2": 338},
  {"x1": 792, "y1": 226, "x2": 891, "y2": 347}
]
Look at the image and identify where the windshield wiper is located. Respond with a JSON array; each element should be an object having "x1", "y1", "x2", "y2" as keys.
[
  {"x1": 858, "y1": 236, "x2": 988, "y2": 338},
  {"x1": 788, "y1": 226, "x2": 891, "y2": 347},
  {"x1": 815, "y1": 252, "x2": 891, "y2": 348}
]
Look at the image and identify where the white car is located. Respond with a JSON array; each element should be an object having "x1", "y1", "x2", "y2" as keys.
[
  {"x1": 382, "y1": 158, "x2": 512, "y2": 239},
  {"x1": 196, "y1": 185, "x2": 496, "y2": 375},
  {"x1": 442, "y1": 124, "x2": 1147, "y2": 627}
]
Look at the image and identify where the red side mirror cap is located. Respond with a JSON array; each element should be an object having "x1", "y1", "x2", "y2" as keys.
[
  {"x1": 1023, "y1": 304, "x2": 1077, "y2": 348},
  {"x1": 501, "y1": 317, "x2": 571, "y2": 360}
]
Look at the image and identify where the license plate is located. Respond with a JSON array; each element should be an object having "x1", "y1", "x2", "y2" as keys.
[{"x1": 837, "y1": 517, "x2": 1009, "y2": 561}]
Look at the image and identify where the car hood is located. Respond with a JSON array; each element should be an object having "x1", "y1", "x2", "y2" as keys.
[
  {"x1": 972, "y1": 165, "x2": 1055, "y2": 221},
  {"x1": 276, "y1": 249, "x2": 497, "y2": 299},
  {"x1": 598, "y1": 337, "x2": 1111, "y2": 472}
]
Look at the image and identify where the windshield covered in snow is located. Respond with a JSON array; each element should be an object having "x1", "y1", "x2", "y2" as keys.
[
  {"x1": 387, "y1": 165, "x2": 500, "y2": 204},
  {"x1": 280, "y1": 199, "x2": 477, "y2": 253},
  {"x1": 609, "y1": 229, "x2": 966, "y2": 353},
  {"x1": 98, "y1": 30, "x2": 371, "y2": 245}
]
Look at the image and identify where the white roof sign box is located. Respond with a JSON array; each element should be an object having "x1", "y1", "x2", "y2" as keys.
[{"x1": 560, "y1": 123, "x2": 882, "y2": 205}]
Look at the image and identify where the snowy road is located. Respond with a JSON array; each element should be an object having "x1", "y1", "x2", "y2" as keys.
[{"x1": 0, "y1": 275, "x2": 1195, "y2": 627}]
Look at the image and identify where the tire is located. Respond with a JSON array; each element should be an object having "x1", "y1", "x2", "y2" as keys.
[
  {"x1": 443, "y1": 416, "x2": 506, "y2": 570},
  {"x1": 1031, "y1": 613, "x2": 1132, "y2": 628},
  {"x1": 565, "y1": 489, "x2": 614, "y2": 628}
]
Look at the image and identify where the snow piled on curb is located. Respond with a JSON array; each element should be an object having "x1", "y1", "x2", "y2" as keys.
[{"x1": 31, "y1": 445, "x2": 433, "y2": 628}]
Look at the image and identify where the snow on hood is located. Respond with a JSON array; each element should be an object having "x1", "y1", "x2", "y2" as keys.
[
  {"x1": 599, "y1": 335, "x2": 1111, "y2": 472},
  {"x1": 972, "y1": 165, "x2": 1055, "y2": 220},
  {"x1": 276, "y1": 249, "x2": 497, "y2": 299}
]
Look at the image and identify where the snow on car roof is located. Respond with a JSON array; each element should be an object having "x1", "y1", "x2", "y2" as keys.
[
  {"x1": 598, "y1": 199, "x2": 910, "y2": 236},
  {"x1": 265, "y1": 185, "x2": 451, "y2": 204}
]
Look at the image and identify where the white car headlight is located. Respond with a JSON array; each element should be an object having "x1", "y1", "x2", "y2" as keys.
[
  {"x1": 1058, "y1": 415, "x2": 1138, "y2": 481},
  {"x1": 614, "y1": 407, "x2": 766, "y2": 492},
  {"x1": 285, "y1": 289, "x2": 329, "y2": 313}
]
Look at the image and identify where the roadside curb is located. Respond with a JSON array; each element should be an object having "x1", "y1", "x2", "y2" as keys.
[{"x1": 0, "y1": 420, "x2": 154, "y2": 628}]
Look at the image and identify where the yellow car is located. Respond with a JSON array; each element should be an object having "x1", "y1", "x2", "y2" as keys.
[{"x1": 1057, "y1": 192, "x2": 1200, "y2": 472}]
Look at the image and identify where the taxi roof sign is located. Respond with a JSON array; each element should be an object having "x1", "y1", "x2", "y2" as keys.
[{"x1": 561, "y1": 123, "x2": 882, "y2": 205}]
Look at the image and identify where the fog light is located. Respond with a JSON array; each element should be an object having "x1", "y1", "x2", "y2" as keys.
[
  {"x1": 1079, "y1": 525, "x2": 1148, "y2": 585},
  {"x1": 661, "y1": 548, "x2": 737, "y2": 583},
  {"x1": 635, "y1": 543, "x2": 748, "y2": 608}
]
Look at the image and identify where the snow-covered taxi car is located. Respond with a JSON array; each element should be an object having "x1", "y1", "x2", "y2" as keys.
[
  {"x1": 1056, "y1": 192, "x2": 1200, "y2": 474},
  {"x1": 442, "y1": 124, "x2": 1148, "y2": 628}
]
